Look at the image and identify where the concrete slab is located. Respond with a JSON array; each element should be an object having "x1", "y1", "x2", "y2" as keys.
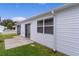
[{"x1": 4, "y1": 36, "x2": 34, "y2": 49}]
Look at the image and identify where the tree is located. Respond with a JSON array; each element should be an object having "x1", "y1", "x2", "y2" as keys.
[{"x1": 2, "y1": 19, "x2": 15, "y2": 29}]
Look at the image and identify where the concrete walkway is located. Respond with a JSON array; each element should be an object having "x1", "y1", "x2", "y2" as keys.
[{"x1": 5, "y1": 36, "x2": 34, "y2": 49}]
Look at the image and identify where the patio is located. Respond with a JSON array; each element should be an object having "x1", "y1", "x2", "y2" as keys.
[
  {"x1": 0, "y1": 34, "x2": 65, "y2": 56},
  {"x1": 4, "y1": 36, "x2": 34, "y2": 49}
]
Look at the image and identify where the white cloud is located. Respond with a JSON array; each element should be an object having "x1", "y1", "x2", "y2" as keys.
[{"x1": 11, "y1": 17, "x2": 26, "y2": 22}]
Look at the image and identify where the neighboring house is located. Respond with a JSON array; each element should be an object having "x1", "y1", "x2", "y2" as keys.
[
  {"x1": 0, "y1": 25, "x2": 5, "y2": 33},
  {"x1": 16, "y1": 4, "x2": 79, "y2": 56}
]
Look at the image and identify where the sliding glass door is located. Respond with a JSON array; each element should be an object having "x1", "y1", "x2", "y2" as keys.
[{"x1": 25, "y1": 24, "x2": 30, "y2": 38}]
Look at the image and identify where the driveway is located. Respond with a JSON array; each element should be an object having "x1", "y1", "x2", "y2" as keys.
[{"x1": 5, "y1": 36, "x2": 34, "y2": 49}]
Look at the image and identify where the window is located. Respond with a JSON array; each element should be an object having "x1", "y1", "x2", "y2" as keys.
[
  {"x1": 44, "y1": 18, "x2": 53, "y2": 34},
  {"x1": 45, "y1": 18, "x2": 53, "y2": 25},
  {"x1": 37, "y1": 20, "x2": 43, "y2": 33},
  {"x1": 37, "y1": 17, "x2": 54, "y2": 34},
  {"x1": 37, "y1": 20, "x2": 43, "y2": 26},
  {"x1": 17, "y1": 25, "x2": 21, "y2": 35},
  {"x1": 44, "y1": 26, "x2": 53, "y2": 34},
  {"x1": 37, "y1": 27, "x2": 43, "y2": 33}
]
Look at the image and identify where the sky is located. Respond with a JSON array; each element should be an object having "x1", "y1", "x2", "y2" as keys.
[{"x1": 0, "y1": 3, "x2": 64, "y2": 21}]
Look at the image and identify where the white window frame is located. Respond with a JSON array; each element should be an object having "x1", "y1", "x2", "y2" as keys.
[{"x1": 37, "y1": 17, "x2": 54, "y2": 34}]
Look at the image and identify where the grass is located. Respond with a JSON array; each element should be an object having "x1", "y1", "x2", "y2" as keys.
[
  {"x1": 0, "y1": 33, "x2": 17, "y2": 40},
  {"x1": 0, "y1": 34, "x2": 65, "y2": 56}
]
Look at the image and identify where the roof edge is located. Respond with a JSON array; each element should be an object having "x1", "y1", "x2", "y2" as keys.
[
  {"x1": 54, "y1": 3, "x2": 79, "y2": 12},
  {"x1": 17, "y1": 11, "x2": 53, "y2": 24},
  {"x1": 17, "y1": 3, "x2": 78, "y2": 25}
]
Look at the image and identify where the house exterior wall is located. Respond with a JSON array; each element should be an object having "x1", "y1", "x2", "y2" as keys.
[
  {"x1": 20, "y1": 21, "x2": 32, "y2": 37},
  {"x1": 0, "y1": 25, "x2": 4, "y2": 33},
  {"x1": 55, "y1": 5, "x2": 79, "y2": 55},
  {"x1": 31, "y1": 21, "x2": 54, "y2": 49},
  {"x1": 18, "y1": 4, "x2": 79, "y2": 56},
  {"x1": 20, "y1": 23, "x2": 25, "y2": 37},
  {"x1": 20, "y1": 12, "x2": 55, "y2": 49}
]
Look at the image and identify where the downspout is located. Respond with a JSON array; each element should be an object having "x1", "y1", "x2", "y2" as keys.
[{"x1": 51, "y1": 11, "x2": 57, "y2": 52}]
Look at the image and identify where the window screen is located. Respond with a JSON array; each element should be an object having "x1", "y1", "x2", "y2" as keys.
[
  {"x1": 37, "y1": 27, "x2": 43, "y2": 33},
  {"x1": 44, "y1": 26, "x2": 53, "y2": 34},
  {"x1": 37, "y1": 20, "x2": 43, "y2": 26},
  {"x1": 45, "y1": 18, "x2": 53, "y2": 25}
]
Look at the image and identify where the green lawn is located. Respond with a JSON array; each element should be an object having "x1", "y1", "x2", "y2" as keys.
[
  {"x1": 0, "y1": 34, "x2": 65, "y2": 56},
  {"x1": 0, "y1": 34, "x2": 16, "y2": 41}
]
